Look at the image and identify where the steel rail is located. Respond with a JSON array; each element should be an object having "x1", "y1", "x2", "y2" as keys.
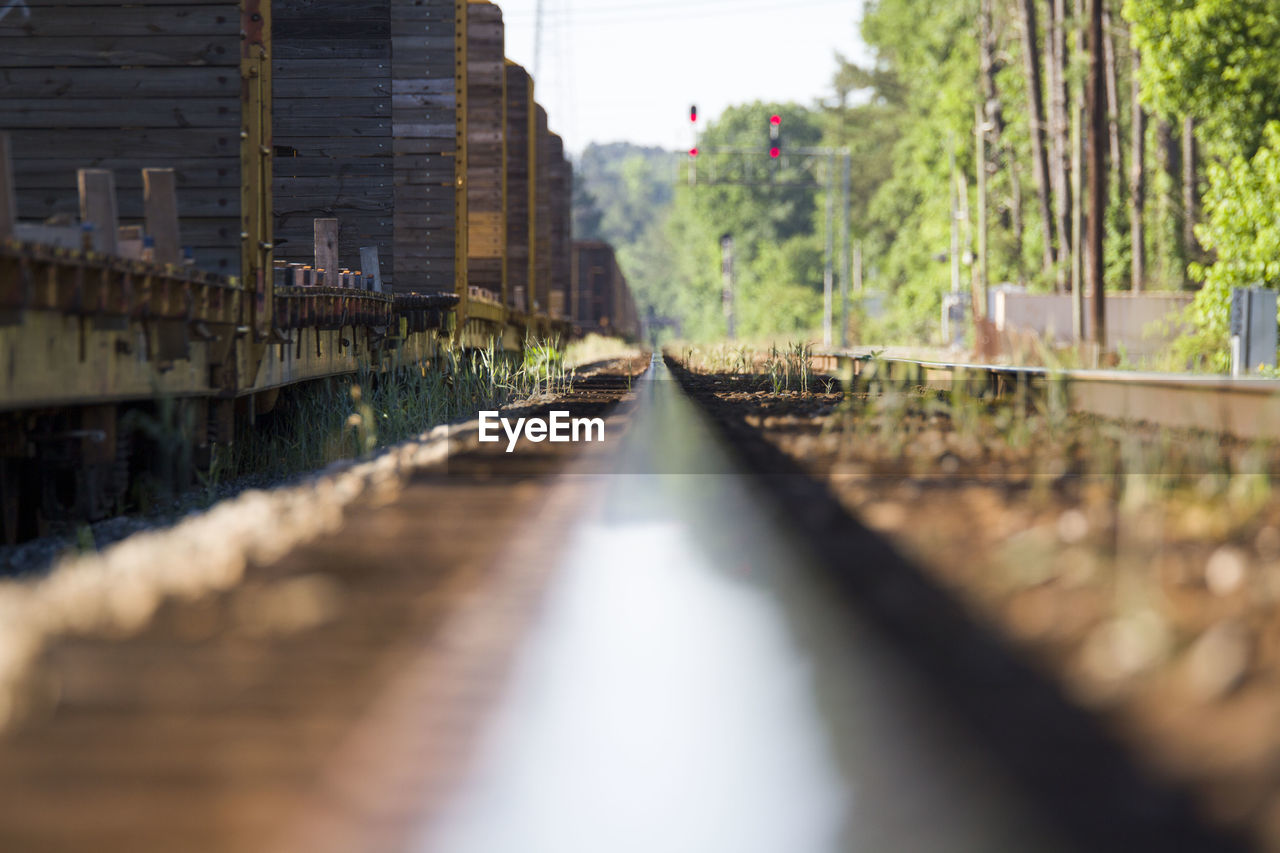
[{"x1": 815, "y1": 348, "x2": 1280, "y2": 440}]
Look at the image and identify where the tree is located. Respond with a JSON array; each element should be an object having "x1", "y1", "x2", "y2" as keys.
[
  {"x1": 669, "y1": 102, "x2": 826, "y2": 339},
  {"x1": 1126, "y1": 0, "x2": 1280, "y2": 162},
  {"x1": 1128, "y1": 0, "x2": 1280, "y2": 364},
  {"x1": 1015, "y1": 0, "x2": 1055, "y2": 278},
  {"x1": 1048, "y1": 0, "x2": 1074, "y2": 292},
  {"x1": 571, "y1": 181, "x2": 604, "y2": 242},
  {"x1": 1178, "y1": 123, "x2": 1280, "y2": 370},
  {"x1": 1129, "y1": 45, "x2": 1146, "y2": 291}
]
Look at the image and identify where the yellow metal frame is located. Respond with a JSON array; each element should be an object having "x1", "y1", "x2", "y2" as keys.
[
  {"x1": 454, "y1": 0, "x2": 470, "y2": 330},
  {"x1": 527, "y1": 77, "x2": 538, "y2": 319},
  {"x1": 500, "y1": 52, "x2": 509, "y2": 313},
  {"x1": 240, "y1": 0, "x2": 273, "y2": 386}
]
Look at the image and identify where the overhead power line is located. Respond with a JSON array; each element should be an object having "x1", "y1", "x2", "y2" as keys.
[{"x1": 505, "y1": 0, "x2": 851, "y2": 24}]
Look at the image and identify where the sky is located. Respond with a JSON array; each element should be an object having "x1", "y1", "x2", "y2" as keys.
[{"x1": 494, "y1": 0, "x2": 870, "y2": 156}]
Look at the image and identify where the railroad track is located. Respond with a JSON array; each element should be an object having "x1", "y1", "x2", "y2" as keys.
[
  {"x1": 665, "y1": 354, "x2": 1248, "y2": 853},
  {"x1": 0, "y1": 355, "x2": 648, "y2": 853},
  {"x1": 0, "y1": 352, "x2": 1255, "y2": 853},
  {"x1": 816, "y1": 349, "x2": 1280, "y2": 440}
]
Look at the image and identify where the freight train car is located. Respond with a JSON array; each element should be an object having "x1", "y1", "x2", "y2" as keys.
[
  {"x1": 0, "y1": 0, "x2": 600, "y2": 540},
  {"x1": 548, "y1": 134, "x2": 573, "y2": 323},
  {"x1": 572, "y1": 241, "x2": 639, "y2": 341},
  {"x1": 504, "y1": 61, "x2": 533, "y2": 318}
]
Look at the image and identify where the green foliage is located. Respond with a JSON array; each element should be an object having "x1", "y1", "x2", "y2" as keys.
[
  {"x1": 571, "y1": 0, "x2": 1280, "y2": 354},
  {"x1": 737, "y1": 236, "x2": 824, "y2": 340},
  {"x1": 656, "y1": 102, "x2": 827, "y2": 341},
  {"x1": 1128, "y1": 0, "x2": 1280, "y2": 367},
  {"x1": 574, "y1": 104, "x2": 829, "y2": 343},
  {"x1": 1176, "y1": 122, "x2": 1280, "y2": 370},
  {"x1": 828, "y1": 0, "x2": 1001, "y2": 340},
  {"x1": 572, "y1": 142, "x2": 675, "y2": 245},
  {"x1": 763, "y1": 342, "x2": 814, "y2": 393},
  {"x1": 684, "y1": 102, "x2": 822, "y2": 245},
  {"x1": 1126, "y1": 0, "x2": 1280, "y2": 160}
]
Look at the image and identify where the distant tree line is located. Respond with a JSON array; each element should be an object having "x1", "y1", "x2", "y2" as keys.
[{"x1": 573, "y1": 0, "x2": 1280, "y2": 364}]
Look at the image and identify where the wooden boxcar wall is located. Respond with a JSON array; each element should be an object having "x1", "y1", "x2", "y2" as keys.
[
  {"x1": 272, "y1": 0, "x2": 393, "y2": 288},
  {"x1": 504, "y1": 63, "x2": 531, "y2": 312},
  {"x1": 618, "y1": 269, "x2": 637, "y2": 337},
  {"x1": 465, "y1": 0, "x2": 504, "y2": 301},
  {"x1": 391, "y1": 0, "x2": 465, "y2": 295},
  {"x1": 1, "y1": 0, "x2": 246, "y2": 276},
  {"x1": 547, "y1": 135, "x2": 571, "y2": 320},
  {"x1": 573, "y1": 240, "x2": 614, "y2": 332},
  {"x1": 533, "y1": 105, "x2": 551, "y2": 316}
]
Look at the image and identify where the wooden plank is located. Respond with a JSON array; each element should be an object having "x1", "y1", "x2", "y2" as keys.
[
  {"x1": 0, "y1": 67, "x2": 238, "y2": 99},
  {"x1": 0, "y1": 134, "x2": 14, "y2": 240},
  {"x1": 275, "y1": 175, "x2": 395, "y2": 194},
  {"x1": 77, "y1": 168, "x2": 118, "y2": 254},
  {"x1": 22, "y1": 187, "x2": 240, "y2": 220},
  {"x1": 20, "y1": 0, "x2": 238, "y2": 7},
  {"x1": 8, "y1": 129, "x2": 238, "y2": 159},
  {"x1": 0, "y1": 0, "x2": 242, "y2": 274},
  {"x1": 504, "y1": 62, "x2": 531, "y2": 306},
  {"x1": 312, "y1": 219, "x2": 340, "y2": 285},
  {"x1": 548, "y1": 142, "x2": 572, "y2": 319},
  {"x1": 142, "y1": 168, "x2": 181, "y2": 265},
  {"x1": 273, "y1": 2, "x2": 389, "y2": 40},
  {"x1": 533, "y1": 105, "x2": 551, "y2": 314},
  {"x1": 390, "y1": 138, "x2": 456, "y2": 156},
  {"x1": 273, "y1": 77, "x2": 390, "y2": 99},
  {"x1": 389, "y1": 0, "x2": 461, "y2": 295},
  {"x1": 273, "y1": 0, "x2": 395, "y2": 290},
  {"x1": 273, "y1": 60, "x2": 390, "y2": 80},
  {"x1": 0, "y1": 5, "x2": 241, "y2": 38},
  {"x1": 275, "y1": 193, "x2": 395, "y2": 213},
  {"x1": 271, "y1": 98, "x2": 390, "y2": 119},
  {"x1": 0, "y1": 98, "x2": 238, "y2": 129},
  {"x1": 388, "y1": 104, "x2": 455, "y2": 122},
  {"x1": 360, "y1": 246, "x2": 383, "y2": 292},
  {"x1": 0, "y1": 36, "x2": 240, "y2": 67},
  {"x1": 13, "y1": 158, "x2": 240, "y2": 188},
  {"x1": 271, "y1": 122, "x2": 391, "y2": 140},
  {"x1": 271, "y1": 40, "x2": 390, "y2": 61}
]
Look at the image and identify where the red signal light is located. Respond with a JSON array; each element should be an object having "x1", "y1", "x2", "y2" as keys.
[
  {"x1": 770, "y1": 114, "x2": 781, "y2": 126},
  {"x1": 769, "y1": 146, "x2": 780, "y2": 159},
  {"x1": 690, "y1": 147, "x2": 699, "y2": 157},
  {"x1": 690, "y1": 105, "x2": 698, "y2": 123}
]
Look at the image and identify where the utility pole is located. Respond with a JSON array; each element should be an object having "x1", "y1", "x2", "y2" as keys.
[
  {"x1": 949, "y1": 143, "x2": 961, "y2": 295},
  {"x1": 689, "y1": 140, "x2": 852, "y2": 346},
  {"x1": 533, "y1": 0, "x2": 544, "y2": 79},
  {"x1": 1071, "y1": 0, "x2": 1085, "y2": 342},
  {"x1": 975, "y1": 104, "x2": 988, "y2": 318},
  {"x1": 720, "y1": 233, "x2": 736, "y2": 340},
  {"x1": 839, "y1": 150, "x2": 852, "y2": 348},
  {"x1": 1086, "y1": 0, "x2": 1107, "y2": 351},
  {"x1": 823, "y1": 152, "x2": 835, "y2": 347}
]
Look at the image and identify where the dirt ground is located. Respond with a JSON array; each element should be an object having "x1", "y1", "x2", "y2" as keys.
[{"x1": 671, "y1": 356, "x2": 1280, "y2": 851}]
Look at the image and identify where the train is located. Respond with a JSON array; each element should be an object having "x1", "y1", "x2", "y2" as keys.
[{"x1": 0, "y1": 0, "x2": 639, "y2": 541}]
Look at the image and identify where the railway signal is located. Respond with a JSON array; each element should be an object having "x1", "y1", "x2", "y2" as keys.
[
  {"x1": 769, "y1": 114, "x2": 781, "y2": 158},
  {"x1": 689, "y1": 106, "x2": 700, "y2": 182}
]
